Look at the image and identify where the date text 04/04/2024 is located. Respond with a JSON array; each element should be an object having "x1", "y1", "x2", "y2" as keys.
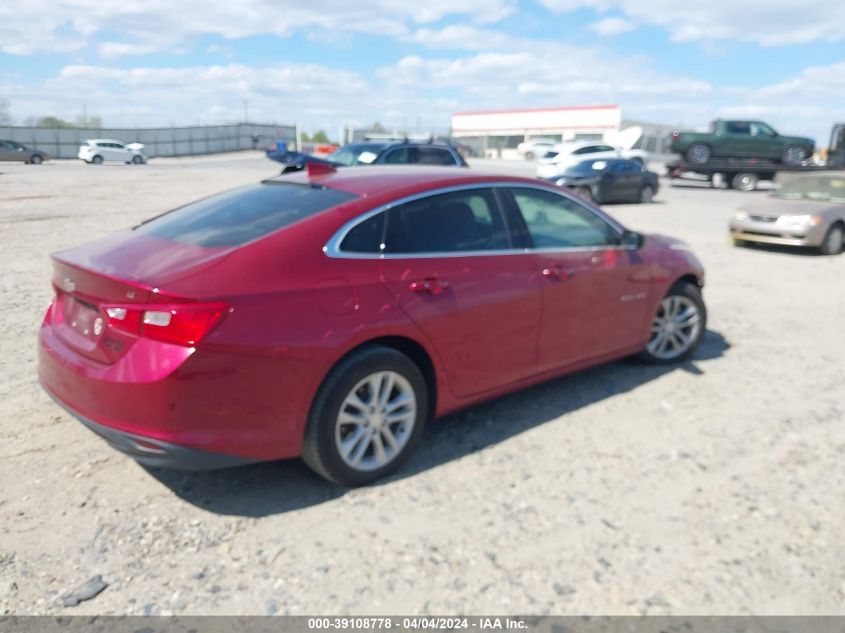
[{"x1": 306, "y1": 618, "x2": 529, "y2": 630}]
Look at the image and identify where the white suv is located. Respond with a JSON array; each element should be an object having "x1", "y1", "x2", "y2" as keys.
[
  {"x1": 78, "y1": 139, "x2": 147, "y2": 164},
  {"x1": 536, "y1": 141, "x2": 646, "y2": 179}
]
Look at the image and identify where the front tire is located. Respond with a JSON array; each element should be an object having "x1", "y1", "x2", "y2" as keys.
[
  {"x1": 301, "y1": 345, "x2": 428, "y2": 486},
  {"x1": 639, "y1": 185, "x2": 655, "y2": 203},
  {"x1": 132, "y1": 155, "x2": 144, "y2": 164},
  {"x1": 686, "y1": 143, "x2": 711, "y2": 164},
  {"x1": 30, "y1": 154, "x2": 44, "y2": 165},
  {"x1": 639, "y1": 282, "x2": 706, "y2": 364},
  {"x1": 819, "y1": 224, "x2": 844, "y2": 256}
]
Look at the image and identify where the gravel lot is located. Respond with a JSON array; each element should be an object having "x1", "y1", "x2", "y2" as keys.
[{"x1": 1, "y1": 153, "x2": 843, "y2": 615}]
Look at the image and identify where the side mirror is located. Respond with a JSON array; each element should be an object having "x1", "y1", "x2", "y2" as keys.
[{"x1": 620, "y1": 230, "x2": 644, "y2": 250}]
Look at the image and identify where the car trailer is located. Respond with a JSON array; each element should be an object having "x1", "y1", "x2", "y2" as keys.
[{"x1": 664, "y1": 158, "x2": 838, "y2": 192}]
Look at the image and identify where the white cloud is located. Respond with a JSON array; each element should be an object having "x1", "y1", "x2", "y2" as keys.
[
  {"x1": 587, "y1": 17, "x2": 636, "y2": 37},
  {"x1": 539, "y1": 0, "x2": 845, "y2": 45},
  {"x1": 0, "y1": 0, "x2": 516, "y2": 56},
  {"x1": 409, "y1": 25, "x2": 518, "y2": 50}
]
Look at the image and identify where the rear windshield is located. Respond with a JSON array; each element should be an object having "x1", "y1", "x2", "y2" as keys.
[{"x1": 135, "y1": 183, "x2": 357, "y2": 247}]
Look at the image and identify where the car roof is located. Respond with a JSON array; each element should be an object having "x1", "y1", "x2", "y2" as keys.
[
  {"x1": 85, "y1": 138, "x2": 123, "y2": 143},
  {"x1": 265, "y1": 165, "x2": 540, "y2": 197}
]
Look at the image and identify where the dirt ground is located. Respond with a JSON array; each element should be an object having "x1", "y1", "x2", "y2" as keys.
[{"x1": 1, "y1": 153, "x2": 843, "y2": 615}]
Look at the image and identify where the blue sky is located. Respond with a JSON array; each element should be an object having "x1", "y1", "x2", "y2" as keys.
[{"x1": 1, "y1": 0, "x2": 844, "y2": 144}]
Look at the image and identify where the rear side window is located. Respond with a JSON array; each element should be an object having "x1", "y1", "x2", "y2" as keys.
[
  {"x1": 415, "y1": 147, "x2": 457, "y2": 165},
  {"x1": 382, "y1": 148, "x2": 410, "y2": 164},
  {"x1": 384, "y1": 189, "x2": 509, "y2": 254},
  {"x1": 726, "y1": 121, "x2": 751, "y2": 135},
  {"x1": 136, "y1": 183, "x2": 357, "y2": 247},
  {"x1": 340, "y1": 212, "x2": 385, "y2": 253}
]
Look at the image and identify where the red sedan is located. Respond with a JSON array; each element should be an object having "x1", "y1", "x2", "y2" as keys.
[{"x1": 39, "y1": 166, "x2": 706, "y2": 485}]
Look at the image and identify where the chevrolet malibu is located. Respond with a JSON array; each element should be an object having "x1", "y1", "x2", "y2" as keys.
[{"x1": 39, "y1": 166, "x2": 707, "y2": 486}]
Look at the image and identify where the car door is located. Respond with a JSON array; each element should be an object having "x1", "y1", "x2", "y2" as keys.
[
  {"x1": 597, "y1": 161, "x2": 627, "y2": 202},
  {"x1": 112, "y1": 142, "x2": 130, "y2": 161},
  {"x1": 378, "y1": 187, "x2": 543, "y2": 398},
  {"x1": 749, "y1": 122, "x2": 780, "y2": 159},
  {"x1": 0, "y1": 141, "x2": 16, "y2": 161},
  {"x1": 622, "y1": 161, "x2": 647, "y2": 201},
  {"x1": 721, "y1": 121, "x2": 754, "y2": 156},
  {"x1": 504, "y1": 186, "x2": 652, "y2": 370},
  {"x1": 96, "y1": 142, "x2": 115, "y2": 161}
]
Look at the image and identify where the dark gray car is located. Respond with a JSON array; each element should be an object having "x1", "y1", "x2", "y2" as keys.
[{"x1": 0, "y1": 140, "x2": 50, "y2": 164}]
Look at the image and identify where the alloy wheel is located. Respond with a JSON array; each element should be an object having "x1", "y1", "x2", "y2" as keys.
[
  {"x1": 335, "y1": 371, "x2": 417, "y2": 472},
  {"x1": 647, "y1": 295, "x2": 702, "y2": 360}
]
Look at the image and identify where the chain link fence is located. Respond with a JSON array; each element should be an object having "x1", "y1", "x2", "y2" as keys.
[{"x1": 0, "y1": 123, "x2": 296, "y2": 159}]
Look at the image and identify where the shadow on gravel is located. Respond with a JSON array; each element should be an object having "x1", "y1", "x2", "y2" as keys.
[
  {"x1": 734, "y1": 241, "x2": 821, "y2": 257},
  {"x1": 147, "y1": 329, "x2": 730, "y2": 517}
]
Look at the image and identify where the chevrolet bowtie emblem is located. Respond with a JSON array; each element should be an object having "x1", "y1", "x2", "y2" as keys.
[{"x1": 62, "y1": 277, "x2": 76, "y2": 293}]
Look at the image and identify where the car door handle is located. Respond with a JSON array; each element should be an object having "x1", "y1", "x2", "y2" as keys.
[
  {"x1": 409, "y1": 278, "x2": 449, "y2": 295},
  {"x1": 542, "y1": 266, "x2": 572, "y2": 281}
]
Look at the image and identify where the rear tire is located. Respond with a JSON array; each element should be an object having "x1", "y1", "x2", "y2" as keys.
[
  {"x1": 639, "y1": 282, "x2": 706, "y2": 365},
  {"x1": 525, "y1": 151, "x2": 535, "y2": 161},
  {"x1": 301, "y1": 345, "x2": 428, "y2": 486},
  {"x1": 576, "y1": 186, "x2": 594, "y2": 203},
  {"x1": 782, "y1": 145, "x2": 808, "y2": 166},
  {"x1": 732, "y1": 172, "x2": 758, "y2": 192},
  {"x1": 639, "y1": 185, "x2": 655, "y2": 203},
  {"x1": 819, "y1": 223, "x2": 844, "y2": 256},
  {"x1": 91, "y1": 155, "x2": 103, "y2": 165},
  {"x1": 686, "y1": 143, "x2": 711, "y2": 164}
]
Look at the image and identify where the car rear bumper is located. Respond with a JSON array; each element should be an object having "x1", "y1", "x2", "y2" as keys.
[
  {"x1": 38, "y1": 314, "x2": 308, "y2": 464},
  {"x1": 43, "y1": 383, "x2": 258, "y2": 470}
]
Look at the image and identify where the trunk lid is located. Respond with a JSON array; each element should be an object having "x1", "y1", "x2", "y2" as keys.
[{"x1": 50, "y1": 231, "x2": 234, "y2": 364}]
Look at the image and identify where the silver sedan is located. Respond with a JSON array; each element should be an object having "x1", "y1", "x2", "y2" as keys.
[{"x1": 729, "y1": 173, "x2": 845, "y2": 255}]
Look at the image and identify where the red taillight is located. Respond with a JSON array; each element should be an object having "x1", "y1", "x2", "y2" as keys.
[{"x1": 103, "y1": 302, "x2": 228, "y2": 347}]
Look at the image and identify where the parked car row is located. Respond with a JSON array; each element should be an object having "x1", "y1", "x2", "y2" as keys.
[{"x1": 0, "y1": 138, "x2": 149, "y2": 165}]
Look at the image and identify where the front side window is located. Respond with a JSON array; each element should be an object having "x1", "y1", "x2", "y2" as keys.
[
  {"x1": 751, "y1": 122, "x2": 776, "y2": 137},
  {"x1": 510, "y1": 188, "x2": 618, "y2": 249},
  {"x1": 136, "y1": 183, "x2": 358, "y2": 247},
  {"x1": 384, "y1": 189, "x2": 509, "y2": 253},
  {"x1": 572, "y1": 146, "x2": 597, "y2": 155}
]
